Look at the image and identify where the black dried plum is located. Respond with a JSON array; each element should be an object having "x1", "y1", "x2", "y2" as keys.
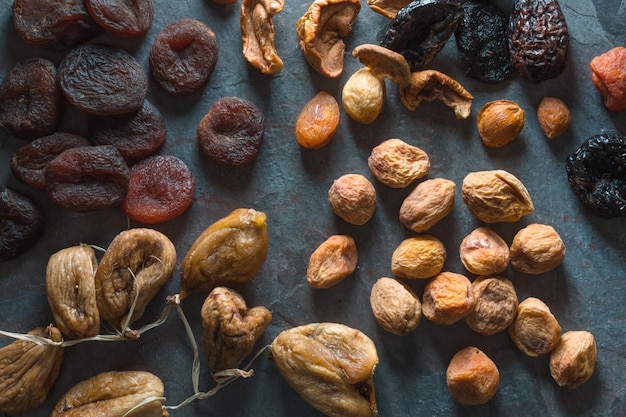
[
  {"x1": 566, "y1": 133, "x2": 626, "y2": 218},
  {"x1": 0, "y1": 186, "x2": 45, "y2": 262},
  {"x1": 45, "y1": 145, "x2": 130, "y2": 212},
  {"x1": 58, "y1": 44, "x2": 148, "y2": 116},
  {"x1": 10, "y1": 132, "x2": 92, "y2": 191},
  {"x1": 0, "y1": 58, "x2": 61, "y2": 140},
  {"x1": 149, "y1": 19, "x2": 219, "y2": 95},
  {"x1": 13, "y1": 0, "x2": 101, "y2": 50},
  {"x1": 88, "y1": 100, "x2": 166, "y2": 165},
  {"x1": 380, "y1": 0, "x2": 464, "y2": 71},
  {"x1": 508, "y1": 0, "x2": 569, "y2": 83},
  {"x1": 454, "y1": 0, "x2": 511, "y2": 83},
  {"x1": 86, "y1": 0, "x2": 154, "y2": 36}
]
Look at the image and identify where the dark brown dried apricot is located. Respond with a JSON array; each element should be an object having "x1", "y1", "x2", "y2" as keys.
[
  {"x1": 86, "y1": 0, "x2": 154, "y2": 36},
  {"x1": 0, "y1": 186, "x2": 45, "y2": 261},
  {"x1": 149, "y1": 19, "x2": 219, "y2": 95},
  {"x1": 45, "y1": 145, "x2": 130, "y2": 212},
  {"x1": 121, "y1": 155, "x2": 195, "y2": 224},
  {"x1": 0, "y1": 58, "x2": 61, "y2": 140},
  {"x1": 197, "y1": 97, "x2": 265, "y2": 166},
  {"x1": 10, "y1": 132, "x2": 92, "y2": 191},
  {"x1": 58, "y1": 44, "x2": 147, "y2": 116},
  {"x1": 88, "y1": 100, "x2": 166, "y2": 165}
]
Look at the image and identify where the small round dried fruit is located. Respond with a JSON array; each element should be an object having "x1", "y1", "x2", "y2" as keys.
[
  {"x1": 0, "y1": 186, "x2": 45, "y2": 261},
  {"x1": 465, "y1": 276, "x2": 518, "y2": 336},
  {"x1": 370, "y1": 277, "x2": 421, "y2": 335},
  {"x1": 422, "y1": 271, "x2": 474, "y2": 325},
  {"x1": 476, "y1": 99, "x2": 525, "y2": 147},
  {"x1": 307, "y1": 235, "x2": 358, "y2": 289},
  {"x1": 368, "y1": 138, "x2": 430, "y2": 188},
  {"x1": 391, "y1": 235, "x2": 446, "y2": 279},
  {"x1": 295, "y1": 91, "x2": 340, "y2": 149},
  {"x1": 446, "y1": 346, "x2": 499, "y2": 405},
  {"x1": 549, "y1": 331, "x2": 597, "y2": 388},
  {"x1": 509, "y1": 297, "x2": 561, "y2": 357},
  {"x1": 342, "y1": 67, "x2": 386, "y2": 124},
  {"x1": 86, "y1": 0, "x2": 154, "y2": 36},
  {"x1": 328, "y1": 174, "x2": 376, "y2": 225},
  {"x1": 459, "y1": 227, "x2": 509, "y2": 276},
  {"x1": 399, "y1": 178, "x2": 455, "y2": 232},
  {"x1": 510, "y1": 223, "x2": 566, "y2": 274},
  {"x1": 590, "y1": 46, "x2": 626, "y2": 112},
  {"x1": 537, "y1": 97, "x2": 570, "y2": 139}
]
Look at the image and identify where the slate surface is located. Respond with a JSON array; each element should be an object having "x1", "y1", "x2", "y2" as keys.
[{"x1": 1, "y1": 0, "x2": 625, "y2": 416}]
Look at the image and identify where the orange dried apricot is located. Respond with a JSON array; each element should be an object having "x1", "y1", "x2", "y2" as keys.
[
  {"x1": 590, "y1": 46, "x2": 626, "y2": 111},
  {"x1": 295, "y1": 91, "x2": 340, "y2": 149}
]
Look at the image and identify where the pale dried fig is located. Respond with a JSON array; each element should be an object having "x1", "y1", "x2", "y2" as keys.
[
  {"x1": 370, "y1": 277, "x2": 421, "y2": 335},
  {"x1": 509, "y1": 297, "x2": 561, "y2": 357},
  {"x1": 465, "y1": 276, "x2": 518, "y2": 336},
  {"x1": 550, "y1": 331, "x2": 597, "y2": 388},
  {"x1": 307, "y1": 235, "x2": 358, "y2": 288},
  {"x1": 399, "y1": 178, "x2": 455, "y2": 232},
  {"x1": 368, "y1": 138, "x2": 430, "y2": 188},
  {"x1": 391, "y1": 235, "x2": 446, "y2": 279}
]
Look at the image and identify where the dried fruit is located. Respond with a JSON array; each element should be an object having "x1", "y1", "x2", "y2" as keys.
[
  {"x1": 391, "y1": 235, "x2": 446, "y2": 279},
  {"x1": 342, "y1": 67, "x2": 386, "y2": 124},
  {"x1": 549, "y1": 331, "x2": 597, "y2": 388},
  {"x1": 180, "y1": 208, "x2": 268, "y2": 299},
  {"x1": 510, "y1": 223, "x2": 566, "y2": 274},
  {"x1": 86, "y1": 0, "x2": 154, "y2": 36},
  {"x1": 508, "y1": 0, "x2": 570, "y2": 82},
  {"x1": 270, "y1": 322, "x2": 378, "y2": 417},
  {"x1": 95, "y1": 228, "x2": 176, "y2": 331},
  {"x1": 370, "y1": 277, "x2": 421, "y2": 335},
  {"x1": 51, "y1": 370, "x2": 167, "y2": 417},
  {"x1": 0, "y1": 186, "x2": 45, "y2": 261},
  {"x1": 0, "y1": 325, "x2": 64, "y2": 414},
  {"x1": 399, "y1": 178, "x2": 455, "y2": 232},
  {"x1": 295, "y1": 91, "x2": 340, "y2": 149},
  {"x1": 368, "y1": 138, "x2": 430, "y2": 188},
  {"x1": 459, "y1": 227, "x2": 510, "y2": 276},
  {"x1": 421, "y1": 271, "x2": 474, "y2": 325},
  {"x1": 537, "y1": 97, "x2": 571, "y2": 139},
  {"x1": 149, "y1": 19, "x2": 219, "y2": 95},
  {"x1": 590, "y1": 46, "x2": 626, "y2": 111},
  {"x1": 197, "y1": 97, "x2": 265, "y2": 165},
  {"x1": 328, "y1": 174, "x2": 377, "y2": 225},
  {"x1": 201, "y1": 286, "x2": 272, "y2": 374},
  {"x1": 509, "y1": 297, "x2": 561, "y2": 357},
  {"x1": 446, "y1": 346, "x2": 499, "y2": 405},
  {"x1": 566, "y1": 133, "x2": 626, "y2": 218},
  {"x1": 462, "y1": 170, "x2": 534, "y2": 223},
  {"x1": 476, "y1": 99, "x2": 525, "y2": 147},
  {"x1": 367, "y1": 0, "x2": 411, "y2": 19},
  {"x1": 465, "y1": 276, "x2": 518, "y2": 336},
  {"x1": 307, "y1": 235, "x2": 358, "y2": 289},
  {"x1": 46, "y1": 244, "x2": 100, "y2": 339},
  {"x1": 241, "y1": 0, "x2": 284, "y2": 74},
  {"x1": 352, "y1": 44, "x2": 411, "y2": 87}
]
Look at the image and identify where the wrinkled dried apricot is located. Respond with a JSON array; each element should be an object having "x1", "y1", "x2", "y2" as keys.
[
  {"x1": 86, "y1": 0, "x2": 154, "y2": 36},
  {"x1": 590, "y1": 46, "x2": 626, "y2": 111},
  {"x1": 295, "y1": 91, "x2": 340, "y2": 149},
  {"x1": 0, "y1": 187, "x2": 45, "y2": 261}
]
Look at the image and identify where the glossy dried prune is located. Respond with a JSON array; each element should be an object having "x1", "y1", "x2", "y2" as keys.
[
  {"x1": 454, "y1": 0, "x2": 512, "y2": 83},
  {"x1": 10, "y1": 132, "x2": 92, "y2": 191},
  {"x1": 197, "y1": 97, "x2": 265, "y2": 166},
  {"x1": 45, "y1": 145, "x2": 130, "y2": 212},
  {"x1": 380, "y1": 0, "x2": 463, "y2": 71},
  {"x1": 566, "y1": 133, "x2": 626, "y2": 218},
  {"x1": 508, "y1": 0, "x2": 569, "y2": 83},
  {"x1": 149, "y1": 19, "x2": 219, "y2": 95},
  {"x1": 0, "y1": 58, "x2": 61, "y2": 140},
  {"x1": 86, "y1": 0, "x2": 154, "y2": 36},
  {"x1": 121, "y1": 155, "x2": 195, "y2": 224},
  {"x1": 88, "y1": 100, "x2": 166, "y2": 165},
  {"x1": 0, "y1": 187, "x2": 45, "y2": 261},
  {"x1": 58, "y1": 44, "x2": 147, "y2": 116},
  {"x1": 13, "y1": 0, "x2": 101, "y2": 50}
]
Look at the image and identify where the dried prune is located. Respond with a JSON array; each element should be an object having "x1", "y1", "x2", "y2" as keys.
[
  {"x1": 86, "y1": 0, "x2": 154, "y2": 36},
  {"x1": 13, "y1": 0, "x2": 101, "y2": 50},
  {"x1": 565, "y1": 133, "x2": 626, "y2": 218},
  {"x1": 454, "y1": 0, "x2": 512, "y2": 83},
  {"x1": 0, "y1": 58, "x2": 61, "y2": 140},
  {"x1": 121, "y1": 155, "x2": 195, "y2": 224},
  {"x1": 45, "y1": 145, "x2": 130, "y2": 212},
  {"x1": 380, "y1": 0, "x2": 463, "y2": 71},
  {"x1": 58, "y1": 44, "x2": 147, "y2": 116},
  {"x1": 197, "y1": 97, "x2": 265, "y2": 166},
  {"x1": 88, "y1": 100, "x2": 166, "y2": 165},
  {"x1": 508, "y1": 0, "x2": 569, "y2": 83},
  {"x1": 149, "y1": 19, "x2": 219, "y2": 95},
  {"x1": 10, "y1": 132, "x2": 92, "y2": 190},
  {"x1": 0, "y1": 186, "x2": 45, "y2": 261}
]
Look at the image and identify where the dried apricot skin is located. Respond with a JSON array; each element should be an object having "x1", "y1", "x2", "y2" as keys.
[
  {"x1": 295, "y1": 91, "x2": 340, "y2": 149},
  {"x1": 590, "y1": 46, "x2": 626, "y2": 112}
]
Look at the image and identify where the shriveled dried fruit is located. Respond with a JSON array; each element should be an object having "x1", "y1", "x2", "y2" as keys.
[
  {"x1": 391, "y1": 235, "x2": 446, "y2": 279},
  {"x1": 510, "y1": 223, "x2": 566, "y2": 274},
  {"x1": 201, "y1": 286, "x2": 272, "y2": 374},
  {"x1": 509, "y1": 297, "x2": 561, "y2": 357},
  {"x1": 367, "y1": 0, "x2": 411, "y2": 19},
  {"x1": 328, "y1": 174, "x2": 377, "y2": 225},
  {"x1": 370, "y1": 277, "x2": 421, "y2": 335},
  {"x1": 0, "y1": 325, "x2": 64, "y2": 414},
  {"x1": 180, "y1": 208, "x2": 268, "y2": 299},
  {"x1": 46, "y1": 244, "x2": 100, "y2": 339},
  {"x1": 422, "y1": 271, "x2": 474, "y2": 325},
  {"x1": 51, "y1": 370, "x2": 167, "y2": 417},
  {"x1": 537, "y1": 97, "x2": 571, "y2": 139},
  {"x1": 465, "y1": 276, "x2": 518, "y2": 336},
  {"x1": 0, "y1": 186, "x2": 45, "y2": 261},
  {"x1": 241, "y1": 0, "x2": 284, "y2": 74},
  {"x1": 590, "y1": 46, "x2": 626, "y2": 111},
  {"x1": 399, "y1": 178, "x2": 455, "y2": 232},
  {"x1": 342, "y1": 68, "x2": 386, "y2": 124},
  {"x1": 566, "y1": 133, "x2": 626, "y2": 218},
  {"x1": 352, "y1": 44, "x2": 411, "y2": 87},
  {"x1": 86, "y1": 0, "x2": 154, "y2": 36},
  {"x1": 462, "y1": 170, "x2": 534, "y2": 223},
  {"x1": 549, "y1": 331, "x2": 597, "y2": 388},
  {"x1": 295, "y1": 91, "x2": 340, "y2": 149},
  {"x1": 307, "y1": 235, "x2": 358, "y2": 289},
  {"x1": 270, "y1": 322, "x2": 378, "y2": 417},
  {"x1": 508, "y1": 0, "x2": 570, "y2": 82},
  {"x1": 95, "y1": 228, "x2": 176, "y2": 331},
  {"x1": 459, "y1": 227, "x2": 509, "y2": 276},
  {"x1": 476, "y1": 99, "x2": 525, "y2": 147},
  {"x1": 368, "y1": 138, "x2": 430, "y2": 188},
  {"x1": 446, "y1": 346, "x2": 499, "y2": 405}
]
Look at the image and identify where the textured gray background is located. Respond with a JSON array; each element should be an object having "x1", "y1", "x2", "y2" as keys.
[{"x1": 1, "y1": 0, "x2": 625, "y2": 416}]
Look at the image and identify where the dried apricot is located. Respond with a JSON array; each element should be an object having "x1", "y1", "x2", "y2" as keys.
[
  {"x1": 86, "y1": 0, "x2": 154, "y2": 36},
  {"x1": 590, "y1": 46, "x2": 626, "y2": 111},
  {"x1": 0, "y1": 186, "x2": 45, "y2": 261},
  {"x1": 295, "y1": 91, "x2": 340, "y2": 149}
]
